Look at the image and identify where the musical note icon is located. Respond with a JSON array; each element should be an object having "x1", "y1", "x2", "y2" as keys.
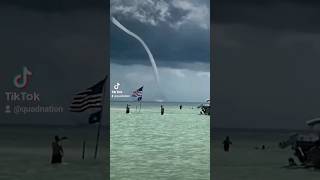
[{"x1": 13, "y1": 66, "x2": 32, "y2": 89}]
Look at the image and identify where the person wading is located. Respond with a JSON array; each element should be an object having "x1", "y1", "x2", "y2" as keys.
[
  {"x1": 161, "y1": 105, "x2": 164, "y2": 115},
  {"x1": 126, "y1": 104, "x2": 130, "y2": 114},
  {"x1": 51, "y1": 135, "x2": 67, "y2": 164},
  {"x1": 223, "y1": 136, "x2": 232, "y2": 152}
]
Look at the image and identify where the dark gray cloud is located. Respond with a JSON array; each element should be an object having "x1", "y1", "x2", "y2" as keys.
[
  {"x1": 111, "y1": 0, "x2": 210, "y2": 70},
  {"x1": 214, "y1": 0, "x2": 320, "y2": 33},
  {"x1": 111, "y1": 20, "x2": 209, "y2": 69},
  {"x1": 213, "y1": 1, "x2": 320, "y2": 129},
  {"x1": 110, "y1": 0, "x2": 210, "y2": 102},
  {"x1": 111, "y1": 0, "x2": 209, "y2": 29}
]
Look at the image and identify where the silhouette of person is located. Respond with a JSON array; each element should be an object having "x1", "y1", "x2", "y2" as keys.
[
  {"x1": 126, "y1": 104, "x2": 130, "y2": 114},
  {"x1": 161, "y1": 105, "x2": 164, "y2": 115},
  {"x1": 179, "y1": 105, "x2": 182, "y2": 110},
  {"x1": 51, "y1": 136, "x2": 64, "y2": 164},
  {"x1": 223, "y1": 136, "x2": 232, "y2": 152}
]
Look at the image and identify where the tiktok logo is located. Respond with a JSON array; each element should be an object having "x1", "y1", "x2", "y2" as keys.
[
  {"x1": 114, "y1": 82, "x2": 120, "y2": 90},
  {"x1": 13, "y1": 66, "x2": 32, "y2": 89},
  {"x1": 111, "y1": 81, "x2": 128, "y2": 98}
]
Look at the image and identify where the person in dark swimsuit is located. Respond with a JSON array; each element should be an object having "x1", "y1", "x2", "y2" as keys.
[
  {"x1": 126, "y1": 104, "x2": 130, "y2": 114},
  {"x1": 161, "y1": 105, "x2": 164, "y2": 115},
  {"x1": 223, "y1": 136, "x2": 232, "y2": 152},
  {"x1": 51, "y1": 136, "x2": 65, "y2": 164}
]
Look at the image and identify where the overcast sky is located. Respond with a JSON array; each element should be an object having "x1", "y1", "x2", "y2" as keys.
[
  {"x1": 110, "y1": 0, "x2": 210, "y2": 102},
  {"x1": 3, "y1": 0, "x2": 315, "y2": 129},
  {"x1": 0, "y1": 0, "x2": 107, "y2": 125},
  {"x1": 213, "y1": 0, "x2": 320, "y2": 129}
]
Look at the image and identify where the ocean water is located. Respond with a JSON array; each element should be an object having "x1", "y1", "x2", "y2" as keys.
[
  {"x1": 212, "y1": 129, "x2": 320, "y2": 180},
  {"x1": 110, "y1": 101, "x2": 210, "y2": 180},
  {"x1": 0, "y1": 125, "x2": 107, "y2": 180}
]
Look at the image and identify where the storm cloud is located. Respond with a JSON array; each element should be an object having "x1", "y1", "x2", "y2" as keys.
[
  {"x1": 213, "y1": 0, "x2": 320, "y2": 129},
  {"x1": 110, "y1": 0, "x2": 210, "y2": 69},
  {"x1": 110, "y1": 0, "x2": 210, "y2": 102}
]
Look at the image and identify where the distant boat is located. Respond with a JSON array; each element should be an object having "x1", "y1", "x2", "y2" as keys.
[
  {"x1": 279, "y1": 118, "x2": 320, "y2": 168},
  {"x1": 197, "y1": 99, "x2": 210, "y2": 115}
]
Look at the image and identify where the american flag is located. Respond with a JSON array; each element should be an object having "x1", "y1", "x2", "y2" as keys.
[
  {"x1": 132, "y1": 86, "x2": 143, "y2": 101},
  {"x1": 69, "y1": 78, "x2": 106, "y2": 112}
]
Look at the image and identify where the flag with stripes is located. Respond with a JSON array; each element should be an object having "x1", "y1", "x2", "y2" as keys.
[
  {"x1": 132, "y1": 86, "x2": 143, "y2": 101},
  {"x1": 69, "y1": 78, "x2": 106, "y2": 112}
]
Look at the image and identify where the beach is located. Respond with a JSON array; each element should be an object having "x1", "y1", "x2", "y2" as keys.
[
  {"x1": 212, "y1": 129, "x2": 320, "y2": 180},
  {"x1": 110, "y1": 101, "x2": 210, "y2": 180},
  {"x1": 0, "y1": 125, "x2": 108, "y2": 180}
]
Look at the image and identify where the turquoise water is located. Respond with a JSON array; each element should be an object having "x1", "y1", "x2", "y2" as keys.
[{"x1": 110, "y1": 101, "x2": 210, "y2": 180}]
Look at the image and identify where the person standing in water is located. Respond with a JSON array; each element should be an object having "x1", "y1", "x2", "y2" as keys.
[
  {"x1": 51, "y1": 136, "x2": 65, "y2": 164},
  {"x1": 223, "y1": 136, "x2": 232, "y2": 152},
  {"x1": 126, "y1": 104, "x2": 130, "y2": 114},
  {"x1": 179, "y1": 105, "x2": 182, "y2": 110},
  {"x1": 161, "y1": 105, "x2": 164, "y2": 115}
]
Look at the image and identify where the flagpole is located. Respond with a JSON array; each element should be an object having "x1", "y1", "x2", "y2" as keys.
[
  {"x1": 94, "y1": 77, "x2": 107, "y2": 159},
  {"x1": 82, "y1": 140, "x2": 86, "y2": 160},
  {"x1": 94, "y1": 121, "x2": 102, "y2": 159}
]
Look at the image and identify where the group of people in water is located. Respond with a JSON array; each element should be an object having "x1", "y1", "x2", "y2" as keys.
[
  {"x1": 50, "y1": 106, "x2": 227, "y2": 165},
  {"x1": 222, "y1": 136, "x2": 269, "y2": 152},
  {"x1": 125, "y1": 104, "x2": 183, "y2": 115},
  {"x1": 50, "y1": 103, "x2": 208, "y2": 165}
]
